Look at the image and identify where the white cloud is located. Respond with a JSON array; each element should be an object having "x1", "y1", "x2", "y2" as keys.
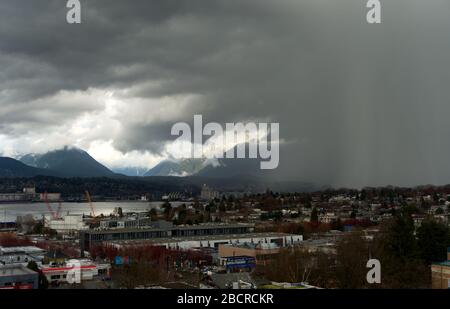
[
  {"x1": 87, "y1": 140, "x2": 162, "y2": 169},
  {"x1": 0, "y1": 86, "x2": 206, "y2": 169}
]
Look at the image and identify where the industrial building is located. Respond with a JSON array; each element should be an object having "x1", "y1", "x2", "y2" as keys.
[
  {"x1": 0, "y1": 222, "x2": 16, "y2": 232},
  {"x1": 80, "y1": 222, "x2": 255, "y2": 252},
  {"x1": 200, "y1": 184, "x2": 220, "y2": 200},
  {"x1": 105, "y1": 232, "x2": 303, "y2": 251},
  {"x1": 41, "y1": 259, "x2": 111, "y2": 284},
  {"x1": 214, "y1": 234, "x2": 303, "y2": 270},
  {"x1": 0, "y1": 265, "x2": 39, "y2": 289},
  {"x1": 0, "y1": 193, "x2": 31, "y2": 203},
  {"x1": 0, "y1": 246, "x2": 46, "y2": 267},
  {"x1": 0, "y1": 187, "x2": 36, "y2": 203},
  {"x1": 431, "y1": 261, "x2": 450, "y2": 289},
  {"x1": 219, "y1": 255, "x2": 256, "y2": 272},
  {"x1": 431, "y1": 248, "x2": 450, "y2": 289},
  {"x1": 219, "y1": 242, "x2": 281, "y2": 267},
  {"x1": 99, "y1": 216, "x2": 153, "y2": 229},
  {"x1": 39, "y1": 192, "x2": 61, "y2": 202},
  {"x1": 0, "y1": 187, "x2": 62, "y2": 204},
  {"x1": 45, "y1": 214, "x2": 89, "y2": 234}
]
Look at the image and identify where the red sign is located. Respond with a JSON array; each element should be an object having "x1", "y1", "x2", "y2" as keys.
[{"x1": 0, "y1": 284, "x2": 33, "y2": 289}]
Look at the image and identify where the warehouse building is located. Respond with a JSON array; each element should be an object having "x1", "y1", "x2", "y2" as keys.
[
  {"x1": 431, "y1": 248, "x2": 450, "y2": 289},
  {"x1": 80, "y1": 223, "x2": 255, "y2": 252},
  {"x1": 0, "y1": 265, "x2": 39, "y2": 289},
  {"x1": 105, "y1": 232, "x2": 303, "y2": 251},
  {"x1": 0, "y1": 187, "x2": 37, "y2": 203},
  {"x1": 45, "y1": 214, "x2": 89, "y2": 234},
  {"x1": 99, "y1": 216, "x2": 153, "y2": 229},
  {"x1": 219, "y1": 242, "x2": 281, "y2": 267},
  {"x1": 0, "y1": 246, "x2": 46, "y2": 267}
]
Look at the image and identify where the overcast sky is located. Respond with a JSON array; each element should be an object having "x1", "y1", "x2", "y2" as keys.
[{"x1": 1, "y1": 0, "x2": 450, "y2": 188}]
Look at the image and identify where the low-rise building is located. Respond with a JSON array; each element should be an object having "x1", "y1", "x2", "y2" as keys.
[
  {"x1": 0, "y1": 246, "x2": 46, "y2": 267},
  {"x1": 41, "y1": 259, "x2": 111, "y2": 284},
  {"x1": 0, "y1": 193, "x2": 33, "y2": 203},
  {"x1": 219, "y1": 242, "x2": 281, "y2": 266},
  {"x1": 99, "y1": 216, "x2": 152, "y2": 229},
  {"x1": 431, "y1": 261, "x2": 450, "y2": 289},
  {"x1": 0, "y1": 265, "x2": 39, "y2": 289},
  {"x1": 45, "y1": 214, "x2": 89, "y2": 234},
  {"x1": 319, "y1": 212, "x2": 337, "y2": 224},
  {"x1": 219, "y1": 256, "x2": 256, "y2": 272},
  {"x1": 39, "y1": 193, "x2": 61, "y2": 202},
  {"x1": 80, "y1": 222, "x2": 255, "y2": 252},
  {"x1": 106, "y1": 232, "x2": 302, "y2": 252},
  {"x1": 200, "y1": 184, "x2": 220, "y2": 201},
  {"x1": 431, "y1": 248, "x2": 450, "y2": 289}
]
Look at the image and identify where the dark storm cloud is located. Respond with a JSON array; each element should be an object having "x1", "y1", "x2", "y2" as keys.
[{"x1": 1, "y1": 0, "x2": 450, "y2": 187}]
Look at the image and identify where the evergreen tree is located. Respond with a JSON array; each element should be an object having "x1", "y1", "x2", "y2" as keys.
[
  {"x1": 384, "y1": 211, "x2": 418, "y2": 260},
  {"x1": 372, "y1": 211, "x2": 429, "y2": 288},
  {"x1": 161, "y1": 201, "x2": 172, "y2": 220},
  {"x1": 417, "y1": 219, "x2": 450, "y2": 264},
  {"x1": 27, "y1": 261, "x2": 48, "y2": 289},
  {"x1": 435, "y1": 207, "x2": 444, "y2": 215}
]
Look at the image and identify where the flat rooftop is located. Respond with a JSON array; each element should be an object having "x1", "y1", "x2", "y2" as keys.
[
  {"x1": 105, "y1": 232, "x2": 299, "y2": 246},
  {"x1": 0, "y1": 265, "x2": 38, "y2": 277},
  {"x1": 85, "y1": 223, "x2": 254, "y2": 234},
  {"x1": 221, "y1": 242, "x2": 279, "y2": 250},
  {"x1": 0, "y1": 246, "x2": 45, "y2": 255}
]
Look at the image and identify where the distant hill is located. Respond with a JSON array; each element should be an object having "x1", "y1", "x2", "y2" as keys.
[
  {"x1": 0, "y1": 157, "x2": 60, "y2": 177},
  {"x1": 0, "y1": 155, "x2": 316, "y2": 193},
  {"x1": 20, "y1": 147, "x2": 114, "y2": 178},
  {"x1": 112, "y1": 167, "x2": 148, "y2": 177},
  {"x1": 192, "y1": 143, "x2": 274, "y2": 179},
  {"x1": 144, "y1": 144, "x2": 272, "y2": 178},
  {"x1": 144, "y1": 158, "x2": 212, "y2": 177},
  {"x1": 9, "y1": 145, "x2": 318, "y2": 192},
  {"x1": 196, "y1": 157, "x2": 264, "y2": 178}
]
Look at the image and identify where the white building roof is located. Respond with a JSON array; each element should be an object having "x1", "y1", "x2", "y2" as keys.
[{"x1": 0, "y1": 246, "x2": 45, "y2": 255}]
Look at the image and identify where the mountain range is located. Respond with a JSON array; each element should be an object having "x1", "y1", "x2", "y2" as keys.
[
  {"x1": 144, "y1": 158, "x2": 217, "y2": 177},
  {"x1": 19, "y1": 147, "x2": 114, "y2": 178},
  {"x1": 0, "y1": 146, "x2": 317, "y2": 192},
  {"x1": 0, "y1": 157, "x2": 61, "y2": 177},
  {"x1": 3, "y1": 146, "x2": 277, "y2": 179},
  {"x1": 2, "y1": 146, "x2": 261, "y2": 179},
  {"x1": 112, "y1": 167, "x2": 148, "y2": 177}
]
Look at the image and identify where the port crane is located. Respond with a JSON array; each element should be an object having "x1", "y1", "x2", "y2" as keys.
[
  {"x1": 85, "y1": 190, "x2": 96, "y2": 217},
  {"x1": 84, "y1": 190, "x2": 101, "y2": 228}
]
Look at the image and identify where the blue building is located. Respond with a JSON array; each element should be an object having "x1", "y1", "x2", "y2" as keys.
[{"x1": 0, "y1": 265, "x2": 39, "y2": 289}]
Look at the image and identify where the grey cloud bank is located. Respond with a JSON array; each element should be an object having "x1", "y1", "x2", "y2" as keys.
[{"x1": 1, "y1": 0, "x2": 450, "y2": 188}]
